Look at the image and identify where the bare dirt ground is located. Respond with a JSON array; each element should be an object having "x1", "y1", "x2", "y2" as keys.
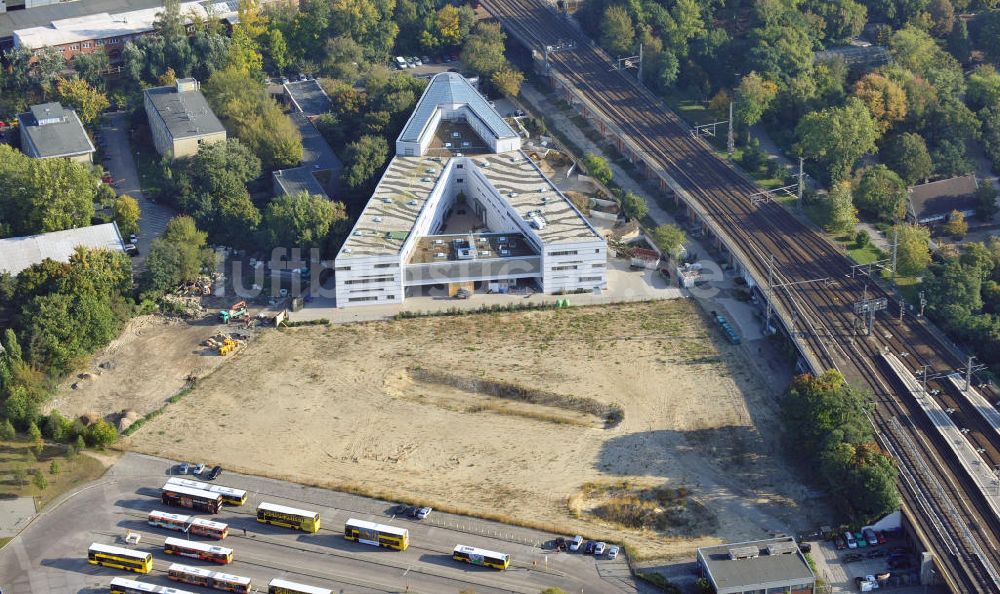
[
  {"x1": 123, "y1": 301, "x2": 828, "y2": 558},
  {"x1": 47, "y1": 315, "x2": 231, "y2": 421}
]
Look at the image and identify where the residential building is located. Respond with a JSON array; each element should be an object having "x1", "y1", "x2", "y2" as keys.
[
  {"x1": 696, "y1": 536, "x2": 816, "y2": 594},
  {"x1": 143, "y1": 78, "x2": 226, "y2": 159},
  {"x1": 0, "y1": 222, "x2": 125, "y2": 276},
  {"x1": 17, "y1": 101, "x2": 95, "y2": 163},
  {"x1": 334, "y1": 72, "x2": 606, "y2": 307},
  {"x1": 907, "y1": 174, "x2": 980, "y2": 225}
]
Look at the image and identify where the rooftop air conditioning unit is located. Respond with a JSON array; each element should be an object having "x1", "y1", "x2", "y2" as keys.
[
  {"x1": 382, "y1": 198, "x2": 392, "y2": 204},
  {"x1": 408, "y1": 199, "x2": 418, "y2": 206},
  {"x1": 343, "y1": 247, "x2": 352, "y2": 253},
  {"x1": 373, "y1": 216, "x2": 383, "y2": 223}
]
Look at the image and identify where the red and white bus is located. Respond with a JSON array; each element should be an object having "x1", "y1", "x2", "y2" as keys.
[
  {"x1": 167, "y1": 563, "x2": 250, "y2": 593},
  {"x1": 161, "y1": 483, "x2": 222, "y2": 514},
  {"x1": 163, "y1": 537, "x2": 233, "y2": 564},
  {"x1": 147, "y1": 510, "x2": 191, "y2": 534},
  {"x1": 190, "y1": 517, "x2": 229, "y2": 540},
  {"x1": 166, "y1": 477, "x2": 247, "y2": 506}
]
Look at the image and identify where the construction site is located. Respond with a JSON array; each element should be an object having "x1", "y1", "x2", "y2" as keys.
[{"x1": 122, "y1": 299, "x2": 830, "y2": 557}]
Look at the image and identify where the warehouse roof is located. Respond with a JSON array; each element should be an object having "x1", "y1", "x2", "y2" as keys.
[
  {"x1": 398, "y1": 72, "x2": 517, "y2": 144},
  {"x1": 0, "y1": 0, "x2": 163, "y2": 41},
  {"x1": 0, "y1": 223, "x2": 125, "y2": 276},
  {"x1": 144, "y1": 80, "x2": 225, "y2": 141},
  {"x1": 698, "y1": 537, "x2": 814, "y2": 592},
  {"x1": 17, "y1": 102, "x2": 95, "y2": 159}
]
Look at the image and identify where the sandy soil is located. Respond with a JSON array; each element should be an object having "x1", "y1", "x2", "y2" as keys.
[
  {"x1": 47, "y1": 315, "x2": 233, "y2": 421},
  {"x1": 124, "y1": 301, "x2": 828, "y2": 557}
]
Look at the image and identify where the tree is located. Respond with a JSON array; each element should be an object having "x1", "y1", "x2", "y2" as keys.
[
  {"x1": 54, "y1": 78, "x2": 108, "y2": 126},
  {"x1": 855, "y1": 165, "x2": 908, "y2": 221},
  {"x1": 43, "y1": 411, "x2": 66, "y2": 442},
  {"x1": 0, "y1": 419, "x2": 14, "y2": 440},
  {"x1": 927, "y1": 0, "x2": 955, "y2": 36},
  {"x1": 227, "y1": 0, "x2": 267, "y2": 73},
  {"x1": 882, "y1": 133, "x2": 932, "y2": 185},
  {"x1": 620, "y1": 192, "x2": 648, "y2": 221},
  {"x1": 27, "y1": 421, "x2": 42, "y2": 444},
  {"x1": 795, "y1": 98, "x2": 881, "y2": 183},
  {"x1": 734, "y1": 72, "x2": 778, "y2": 141},
  {"x1": 74, "y1": 434, "x2": 86, "y2": 453},
  {"x1": 852, "y1": 73, "x2": 907, "y2": 134},
  {"x1": 975, "y1": 181, "x2": 999, "y2": 221},
  {"x1": 33, "y1": 47, "x2": 66, "y2": 98},
  {"x1": 826, "y1": 180, "x2": 858, "y2": 234},
  {"x1": 462, "y1": 22, "x2": 508, "y2": 77},
  {"x1": 975, "y1": 11, "x2": 1000, "y2": 64},
  {"x1": 72, "y1": 51, "x2": 110, "y2": 89},
  {"x1": 812, "y1": 0, "x2": 868, "y2": 43},
  {"x1": 341, "y1": 135, "x2": 389, "y2": 191},
  {"x1": 932, "y1": 139, "x2": 973, "y2": 177},
  {"x1": 22, "y1": 292, "x2": 122, "y2": 376},
  {"x1": 491, "y1": 67, "x2": 524, "y2": 97},
  {"x1": 942, "y1": 210, "x2": 968, "y2": 237},
  {"x1": 84, "y1": 419, "x2": 117, "y2": 448},
  {"x1": 266, "y1": 28, "x2": 291, "y2": 74},
  {"x1": 49, "y1": 460, "x2": 60, "y2": 475},
  {"x1": 142, "y1": 216, "x2": 214, "y2": 295},
  {"x1": 746, "y1": 24, "x2": 814, "y2": 83},
  {"x1": 113, "y1": 195, "x2": 141, "y2": 239},
  {"x1": 582, "y1": 154, "x2": 613, "y2": 186},
  {"x1": 262, "y1": 192, "x2": 347, "y2": 250},
  {"x1": 32, "y1": 469, "x2": 48, "y2": 491},
  {"x1": 946, "y1": 17, "x2": 971, "y2": 63},
  {"x1": 894, "y1": 223, "x2": 932, "y2": 276},
  {"x1": 889, "y1": 27, "x2": 964, "y2": 99},
  {"x1": 0, "y1": 145, "x2": 98, "y2": 237},
  {"x1": 981, "y1": 105, "x2": 1000, "y2": 172},
  {"x1": 601, "y1": 5, "x2": 635, "y2": 57},
  {"x1": 12, "y1": 465, "x2": 27, "y2": 487},
  {"x1": 967, "y1": 66, "x2": 1000, "y2": 112},
  {"x1": 651, "y1": 224, "x2": 686, "y2": 259}
]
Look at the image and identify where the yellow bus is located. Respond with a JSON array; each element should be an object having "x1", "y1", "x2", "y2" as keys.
[
  {"x1": 452, "y1": 544, "x2": 510, "y2": 570},
  {"x1": 88, "y1": 543, "x2": 153, "y2": 574},
  {"x1": 268, "y1": 578, "x2": 333, "y2": 594},
  {"x1": 344, "y1": 518, "x2": 409, "y2": 550},
  {"x1": 256, "y1": 502, "x2": 320, "y2": 533}
]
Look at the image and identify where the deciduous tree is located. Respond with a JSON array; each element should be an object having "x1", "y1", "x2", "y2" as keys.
[
  {"x1": 734, "y1": 72, "x2": 778, "y2": 141},
  {"x1": 263, "y1": 192, "x2": 347, "y2": 250},
  {"x1": 113, "y1": 196, "x2": 141, "y2": 239},
  {"x1": 855, "y1": 165, "x2": 908, "y2": 221},
  {"x1": 852, "y1": 73, "x2": 907, "y2": 133},
  {"x1": 826, "y1": 180, "x2": 858, "y2": 234},
  {"x1": 882, "y1": 133, "x2": 932, "y2": 185},
  {"x1": 651, "y1": 224, "x2": 686, "y2": 259},
  {"x1": 942, "y1": 210, "x2": 968, "y2": 237},
  {"x1": 795, "y1": 98, "x2": 880, "y2": 183},
  {"x1": 894, "y1": 223, "x2": 932, "y2": 275},
  {"x1": 601, "y1": 5, "x2": 635, "y2": 57}
]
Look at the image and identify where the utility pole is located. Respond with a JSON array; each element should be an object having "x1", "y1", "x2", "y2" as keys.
[
  {"x1": 918, "y1": 291, "x2": 926, "y2": 317},
  {"x1": 727, "y1": 101, "x2": 735, "y2": 158},
  {"x1": 891, "y1": 223, "x2": 899, "y2": 284},
  {"x1": 764, "y1": 254, "x2": 776, "y2": 335},
  {"x1": 797, "y1": 157, "x2": 804, "y2": 213},
  {"x1": 966, "y1": 355, "x2": 976, "y2": 392},
  {"x1": 638, "y1": 43, "x2": 643, "y2": 85}
]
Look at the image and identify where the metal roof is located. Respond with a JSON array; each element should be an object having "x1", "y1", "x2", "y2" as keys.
[
  {"x1": 17, "y1": 103, "x2": 95, "y2": 159},
  {"x1": 0, "y1": 223, "x2": 123, "y2": 276},
  {"x1": 144, "y1": 81, "x2": 225, "y2": 141},
  {"x1": 398, "y1": 72, "x2": 517, "y2": 144},
  {"x1": 699, "y1": 537, "x2": 814, "y2": 592}
]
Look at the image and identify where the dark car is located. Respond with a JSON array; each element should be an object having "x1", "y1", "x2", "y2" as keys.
[
  {"x1": 875, "y1": 530, "x2": 887, "y2": 545},
  {"x1": 407, "y1": 506, "x2": 421, "y2": 518},
  {"x1": 798, "y1": 542, "x2": 812, "y2": 553},
  {"x1": 842, "y1": 553, "x2": 863, "y2": 563},
  {"x1": 554, "y1": 537, "x2": 566, "y2": 551},
  {"x1": 834, "y1": 536, "x2": 847, "y2": 550},
  {"x1": 584, "y1": 541, "x2": 597, "y2": 554},
  {"x1": 207, "y1": 465, "x2": 222, "y2": 480},
  {"x1": 866, "y1": 549, "x2": 886, "y2": 558}
]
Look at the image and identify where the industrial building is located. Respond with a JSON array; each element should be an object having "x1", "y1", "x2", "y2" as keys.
[
  {"x1": 0, "y1": 222, "x2": 126, "y2": 276},
  {"x1": 143, "y1": 78, "x2": 226, "y2": 159},
  {"x1": 333, "y1": 72, "x2": 606, "y2": 307},
  {"x1": 17, "y1": 102, "x2": 94, "y2": 163},
  {"x1": 696, "y1": 536, "x2": 816, "y2": 594}
]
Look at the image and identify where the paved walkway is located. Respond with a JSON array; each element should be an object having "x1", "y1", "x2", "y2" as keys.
[
  {"x1": 0, "y1": 498, "x2": 35, "y2": 538},
  {"x1": 99, "y1": 111, "x2": 175, "y2": 270}
]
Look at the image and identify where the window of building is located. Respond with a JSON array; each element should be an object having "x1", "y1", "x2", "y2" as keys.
[
  {"x1": 373, "y1": 263, "x2": 398, "y2": 269},
  {"x1": 552, "y1": 265, "x2": 578, "y2": 271},
  {"x1": 83, "y1": 41, "x2": 92, "y2": 48},
  {"x1": 348, "y1": 296, "x2": 378, "y2": 302},
  {"x1": 456, "y1": 164, "x2": 463, "y2": 169},
  {"x1": 595, "y1": 248, "x2": 601, "y2": 253},
  {"x1": 335, "y1": 266, "x2": 351, "y2": 271},
  {"x1": 592, "y1": 263, "x2": 605, "y2": 268},
  {"x1": 69, "y1": 44, "x2": 79, "y2": 50},
  {"x1": 578, "y1": 276, "x2": 602, "y2": 282},
  {"x1": 549, "y1": 250, "x2": 578, "y2": 257},
  {"x1": 386, "y1": 295, "x2": 396, "y2": 300},
  {"x1": 96, "y1": 39, "x2": 105, "y2": 46},
  {"x1": 344, "y1": 276, "x2": 395, "y2": 285},
  {"x1": 456, "y1": 178, "x2": 464, "y2": 183}
]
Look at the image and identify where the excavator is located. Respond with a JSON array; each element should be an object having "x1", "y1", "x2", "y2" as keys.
[{"x1": 218, "y1": 300, "x2": 247, "y2": 324}]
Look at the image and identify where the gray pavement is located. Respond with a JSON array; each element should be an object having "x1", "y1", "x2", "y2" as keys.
[
  {"x1": 99, "y1": 111, "x2": 176, "y2": 270},
  {"x1": 0, "y1": 453, "x2": 641, "y2": 594},
  {"x1": 0, "y1": 498, "x2": 35, "y2": 538}
]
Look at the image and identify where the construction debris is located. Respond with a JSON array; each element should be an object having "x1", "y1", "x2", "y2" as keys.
[{"x1": 203, "y1": 333, "x2": 249, "y2": 356}]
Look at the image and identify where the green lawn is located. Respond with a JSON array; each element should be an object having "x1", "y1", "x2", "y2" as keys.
[
  {"x1": 133, "y1": 137, "x2": 169, "y2": 202},
  {"x1": 0, "y1": 439, "x2": 112, "y2": 509}
]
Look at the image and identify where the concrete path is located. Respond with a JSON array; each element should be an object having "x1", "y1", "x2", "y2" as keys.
[
  {"x1": 99, "y1": 111, "x2": 175, "y2": 271},
  {"x1": 0, "y1": 498, "x2": 35, "y2": 538}
]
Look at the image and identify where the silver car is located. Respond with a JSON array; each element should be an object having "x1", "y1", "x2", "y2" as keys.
[{"x1": 607, "y1": 545, "x2": 620, "y2": 559}]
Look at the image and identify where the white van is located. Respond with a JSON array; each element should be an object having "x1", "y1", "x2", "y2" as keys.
[
  {"x1": 395, "y1": 56, "x2": 408, "y2": 69},
  {"x1": 844, "y1": 531, "x2": 858, "y2": 549},
  {"x1": 568, "y1": 535, "x2": 583, "y2": 552}
]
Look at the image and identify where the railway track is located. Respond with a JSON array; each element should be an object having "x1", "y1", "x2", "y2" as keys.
[{"x1": 479, "y1": 0, "x2": 1000, "y2": 588}]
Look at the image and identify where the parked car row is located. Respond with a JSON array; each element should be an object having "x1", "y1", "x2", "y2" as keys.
[
  {"x1": 394, "y1": 54, "x2": 459, "y2": 69},
  {"x1": 835, "y1": 527, "x2": 889, "y2": 550},
  {"x1": 390, "y1": 504, "x2": 432, "y2": 520},
  {"x1": 554, "y1": 536, "x2": 618, "y2": 559},
  {"x1": 175, "y1": 462, "x2": 223, "y2": 480}
]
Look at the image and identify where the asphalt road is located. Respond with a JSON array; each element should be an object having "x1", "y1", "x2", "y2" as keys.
[
  {"x1": 0, "y1": 453, "x2": 640, "y2": 594},
  {"x1": 98, "y1": 111, "x2": 175, "y2": 270}
]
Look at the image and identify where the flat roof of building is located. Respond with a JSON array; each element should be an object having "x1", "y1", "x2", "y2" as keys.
[
  {"x1": 12, "y1": 0, "x2": 239, "y2": 49},
  {"x1": 144, "y1": 81, "x2": 225, "y2": 140},
  {"x1": 17, "y1": 103, "x2": 95, "y2": 159},
  {"x1": 409, "y1": 233, "x2": 535, "y2": 264},
  {"x1": 339, "y1": 154, "x2": 447, "y2": 258},
  {"x1": 284, "y1": 79, "x2": 331, "y2": 116},
  {"x1": 398, "y1": 72, "x2": 517, "y2": 145},
  {"x1": 273, "y1": 166, "x2": 329, "y2": 199},
  {"x1": 0, "y1": 0, "x2": 163, "y2": 41},
  {"x1": 699, "y1": 537, "x2": 814, "y2": 591},
  {"x1": 0, "y1": 223, "x2": 124, "y2": 276},
  {"x1": 477, "y1": 151, "x2": 601, "y2": 245}
]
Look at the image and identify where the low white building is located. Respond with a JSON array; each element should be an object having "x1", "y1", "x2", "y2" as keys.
[{"x1": 334, "y1": 72, "x2": 606, "y2": 307}]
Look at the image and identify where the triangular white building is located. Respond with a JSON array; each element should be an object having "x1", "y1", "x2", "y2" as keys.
[{"x1": 334, "y1": 73, "x2": 607, "y2": 307}]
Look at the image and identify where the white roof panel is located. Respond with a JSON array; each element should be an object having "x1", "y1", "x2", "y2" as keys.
[
  {"x1": 0, "y1": 223, "x2": 124, "y2": 276},
  {"x1": 398, "y1": 73, "x2": 517, "y2": 144}
]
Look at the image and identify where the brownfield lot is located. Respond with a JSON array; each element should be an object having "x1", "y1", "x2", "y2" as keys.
[{"x1": 124, "y1": 301, "x2": 827, "y2": 557}]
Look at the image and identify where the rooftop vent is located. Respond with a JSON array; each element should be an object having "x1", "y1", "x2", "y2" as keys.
[
  {"x1": 407, "y1": 199, "x2": 418, "y2": 206},
  {"x1": 728, "y1": 546, "x2": 760, "y2": 560},
  {"x1": 766, "y1": 542, "x2": 798, "y2": 556},
  {"x1": 382, "y1": 198, "x2": 393, "y2": 204},
  {"x1": 343, "y1": 247, "x2": 352, "y2": 254},
  {"x1": 373, "y1": 216, "x2": 383, "y2": 223},
  {"x1": 528, "y1": 212, "x2": 547, "y2": 230}
]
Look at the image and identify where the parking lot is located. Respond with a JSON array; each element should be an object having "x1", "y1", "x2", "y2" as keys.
[
  {"x1": 806, "y1": 530, "x2": 936, "y2": 593},
  {"x1": 0, "y1": 453, "x2": 640, "y2": 594}
]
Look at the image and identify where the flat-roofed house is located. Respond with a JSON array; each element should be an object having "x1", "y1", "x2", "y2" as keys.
[
  {"x1": 143, "y1": 78, "x2": 226, "y2": 159},
  {"x1": 17, "y1": 102, "x2": 95, "y2": 163}
]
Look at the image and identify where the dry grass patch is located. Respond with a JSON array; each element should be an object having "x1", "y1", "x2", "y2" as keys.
[{"x1": 570, "y1": 480, "x2": 719, "y2": 537}]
